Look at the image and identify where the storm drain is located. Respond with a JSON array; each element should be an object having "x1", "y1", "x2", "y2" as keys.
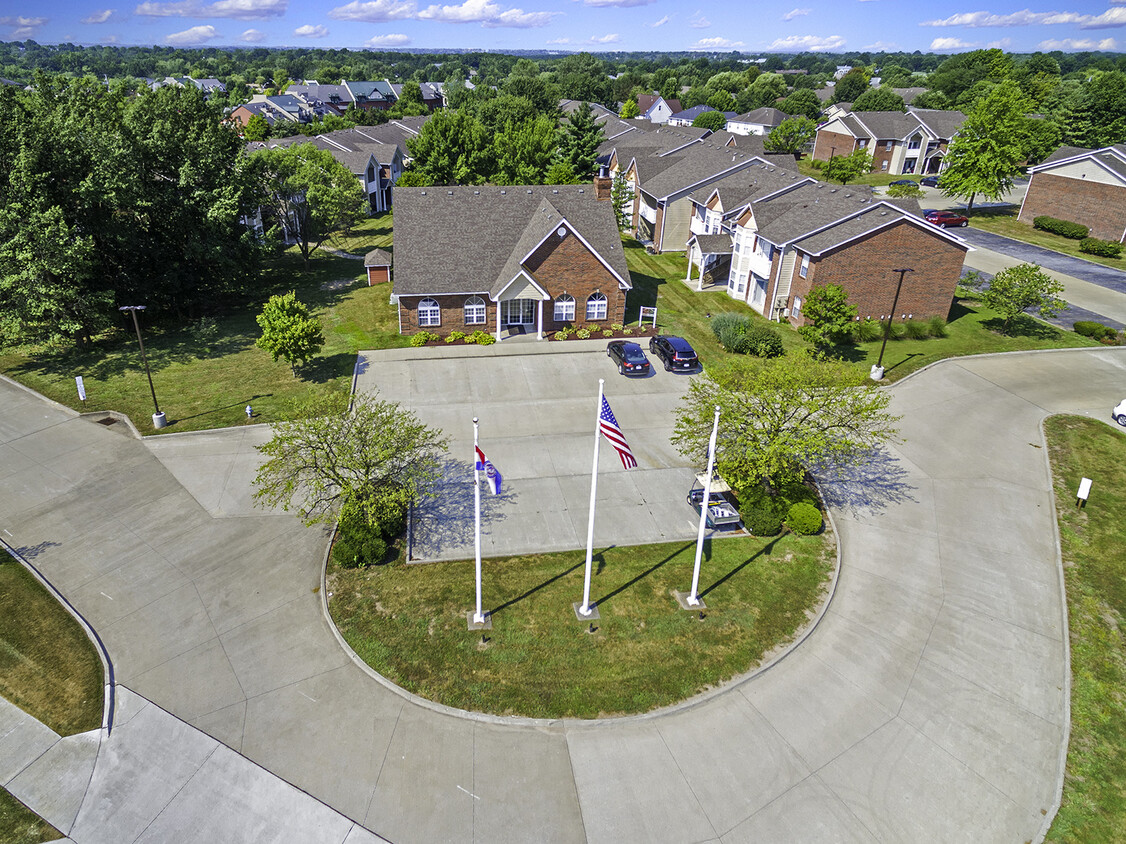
[{"x1": 95, "y1": 417, "x2": 117, "y2": 426}]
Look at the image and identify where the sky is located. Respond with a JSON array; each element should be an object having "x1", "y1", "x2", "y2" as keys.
[{"x1": 2, "y1": 0, "x2": 1124, "y2": 55}]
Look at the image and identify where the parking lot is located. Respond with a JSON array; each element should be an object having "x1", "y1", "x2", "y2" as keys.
[{"x1": 354, "y1": 339, "x2": 705, "y2": 561}]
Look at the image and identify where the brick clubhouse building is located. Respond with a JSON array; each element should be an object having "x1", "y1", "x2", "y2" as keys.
[{"x1": 392, "y1": 186, "x2": 632, "y2": 341}]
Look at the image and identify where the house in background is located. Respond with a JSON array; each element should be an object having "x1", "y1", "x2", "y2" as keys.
[
  {"x1": 392, "y1": 186, "x2": 631, "y2": 341},
  {"x1": 812, "y1": 107, "x2": 965, "y2": 175},
  {"x1": 1018, "y1": 144, "x2": 1126, "y2": 243},
  {"x1": 229, "y1": 94, "x2": 313, "y2": 129},
  {"x1": 636, "y1": 94, "x2": 683, "y2": 124},
  {"x1": 724, "y1": 184, "x2": 970, "y2": 324},
  {"x1": 667, "y1": 105, "x2": 734, "y2": 128},
  {"x1": 727, "y1": 108, "x2": 791, "y2": 136}
]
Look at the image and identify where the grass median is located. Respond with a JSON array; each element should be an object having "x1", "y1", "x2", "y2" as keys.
[
  {"x1": 0, "y1": 789, "x2": 59, "y2": 844},
  {"x1": 970, "y1": 207, "x2": 1126, "y2": 271},
  {"x1": 1045, "y1": 415, "x2": 1126, "y2": 842},
  {"x1": 328, "y1": 533, "x2": 833, "y2": 719}
]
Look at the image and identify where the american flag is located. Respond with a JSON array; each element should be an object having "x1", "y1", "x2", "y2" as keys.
[{"x1": 599, "y1": 396, "x2": 637, "y2": 469}]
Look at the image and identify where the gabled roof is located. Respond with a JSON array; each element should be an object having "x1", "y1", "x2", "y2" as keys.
[
  {"x1": 1028, "y1": 143, "x2": 1126, "y2": 182},
  {"x1": 365, "y1": 248, "x2": 392, "y2": 267},
  {"x1": 393, "y1": 186, "x2": 629, "y2": 299},
  {"x1": 638, "y1": 141, "x2": 765, "y2": 200},
  {"x1": 673, "y1": 105, "x2": 717, "y2": 123},
  {"x1": 688, "y1": 160, "x2": 811, "y2": 214},
  {"x1": 637, "y1": 94, "x2": 682, "y2": 116},
  {"x1": 908, "y1": 107, "x2": 966, "y2": 140},
  {"x1": 346, "y1": 80, "x2": 396, "y2": 102},
  {"x1": 732, "y1": 107, "x2": 790, "y2": 126},
  {"x1": 688, "y1": 233, "x2": 733, "y2": 254}
]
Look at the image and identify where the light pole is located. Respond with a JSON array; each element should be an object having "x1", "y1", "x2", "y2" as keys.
[
  {"x1": 119, "y1": 305, "x2": 167, "y2": 429},
  {"x1": 871, "y1": 268, "x2": 913, "y2": 381}
]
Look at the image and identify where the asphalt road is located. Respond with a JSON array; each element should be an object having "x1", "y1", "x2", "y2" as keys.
[{"x1": 3, "y1": 346, "x2": 1126, "y2": 842}]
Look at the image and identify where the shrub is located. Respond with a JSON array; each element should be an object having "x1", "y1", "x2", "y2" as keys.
[
  {"x1": 852, "y1": 317, "x2": 884, "y2": 343},
  {"x1": 610, "y1": 323, "x2": 624, "y2": 331},
  {"x1": 554, "y1": 328, "x2": 571, "y2": 340},
  {"x1": 744, "y1": 324, "x2": 785, "y2": 357},
  {"x1": 775, "y1": 479, "x2": 819, "y2": 510},
  {"x1": 466, "y1": 330, "x2": 496, "y2": 345},
  {"x1": 332, "y1": 515, "x2": 388, "y2": 569},
  {"x1": 711, "y1": 312, "x2": 751, "y2": 352},
  {"x1": 903, "y1": 319, "x2": 930, "y2": 340},
  {"x1": 787, "y1": 502, "x2": 823, "y2": 535},
  {"x1": 1033, "y1": 216, "x2": 1089, "y2": 239},
  {"x1": 887, "y1": 322, "x2": 907, "y2": 341},
  {"x1": 927, "y1": 315, "x2": 948, "y2": 338},
  {"x1": 602, "y1": 329, "x2": 614, "y2": 337},
  {"x1": 409, "y1": 331, "x2": 439, "y2": 347},
  {"x1": 742, "y1": 505, "x2": 783, "y2": 537},
  {"x1": 1079, "y1": 237, "x2": 1123, "y2": 258},
  {"x1": 1074, "y1": 320, "x2": 1117, "y2": 341},
  {"x1": 622, "y1": 327, "x2": 634, "y2": 335},
  {"x1": 445, "y1": 330, "x2": 466, "y2": 344},
  {"x1": 575, "y1": 327, "x2": 591, "y2": 339}
]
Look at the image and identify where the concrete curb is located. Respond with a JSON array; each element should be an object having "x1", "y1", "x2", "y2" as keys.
[
  {"x1": 359, "y1": 336, "x2": 656, "y2": 364},
  {"x1": 0, "y1": 373, "x2": 82, "y2": 419},
  {"x1": 887, "y1": 342, "x2": 1126, "y2": 389},
  {"x1": 1, "y1": 538, "x2": 116, "y2": 736}
]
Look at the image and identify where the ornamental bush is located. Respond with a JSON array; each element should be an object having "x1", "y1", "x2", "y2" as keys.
[
  {"x1": 786, "y1": 502, "x2": 823, "y2": 535},
  {"x1": 1033, "y1": 216, "x2": 1089, "y2": 239},
  {"x1": 852, "y1": 317, "x2": 884, "y2": 343},
  {"x1": 1079, "y1": 237, "x2": 1123, "y2": 258},
  {"x1": 466, "y1": 330, "x2": 495, "y2": 345},
  {"x1": 903, "y1": 319, "x2": 930, "y2": 340},
  {"x1": 409, "y1": 331, "x2": 440, "y2": 346},
  {"x1": 332, "y1": 512, "x2": 388, "y2": 569},
  {"x1": 575, "y1": 327, "x2": 591, "y2": 339},
  {"x1": 711, "y1": 312, "x2": 751, "y2": 352},
  {"x1": 927, "y1": 315, "x2": 949, "y2": 338},
  {"x1": 741, "y1": 505, "x2": 783, "y2": 537},
  {"x1": 744, "y1": 324, "x2": 785, "y2": 357},
  {"x1": 445, "y1": 330, "x2": 466, "y2": 343},
  {"x1": 1074, "y1": 320, "x2": 1117, "y2": 341}
]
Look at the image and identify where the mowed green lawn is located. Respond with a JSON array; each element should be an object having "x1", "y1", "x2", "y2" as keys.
[
  {"x1": 0, "y1": 789, "x2": 59, "y2": 844},
  {"x1": 970, "y1": 207, "x2": 1126, "y2": 271},
  {"x1": 328, "y1": 533, "x2": 833, "y2": 718},
  {"x1": 1045, "y1": 416, "x2": 1126, "y2": 843}
]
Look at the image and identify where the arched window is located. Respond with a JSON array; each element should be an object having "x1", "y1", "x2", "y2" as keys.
[
  {"x1": 464, "y1": 296, "x2": 486, "y2": 325},
  {"x1": 554, "y1": 293, "x2": 575, "y2": 322},
  {"x1": 586, "y1": 291, "x2": 607, "y2": 321},
  {"x1": 418, "y1": 298, "x2": 441, "y2": 327}
]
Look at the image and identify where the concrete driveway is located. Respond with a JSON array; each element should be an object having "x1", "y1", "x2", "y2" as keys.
[{"x1": 3, "y1": 347, "x2": 1126, "y2": 842}]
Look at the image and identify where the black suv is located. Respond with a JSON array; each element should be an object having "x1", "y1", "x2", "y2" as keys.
[{"x1": 648, "y1": 335, "x2": 699, "y2": 372}]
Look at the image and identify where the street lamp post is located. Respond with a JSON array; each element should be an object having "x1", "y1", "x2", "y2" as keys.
[
  {"x1": 871, "y1": 268, "x2": 913, "y2": 381},
  {"x1": 119, "y1": 305, "x2": 167, "y2": 429}
]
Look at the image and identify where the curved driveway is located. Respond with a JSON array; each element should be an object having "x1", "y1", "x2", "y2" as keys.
[{"x1": 3, "y1": 348, "x2": 1125, "y2": 842}]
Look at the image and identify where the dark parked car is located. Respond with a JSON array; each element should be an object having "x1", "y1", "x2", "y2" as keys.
[
  {"x1": 919, "y1": 175, "x2": 941, "y2": 187},
  {"x1": 924, "y1": 209, "x2": 969, "y2": 228},
  {"x1": 648, "y1": 335, "x2": 699, "y2": 372},
  {"x1": 889, "y1": 179, "x2": 918, "y2": 187},
  {"x1": 607, "y1": 340, "x2": 651, "y2": 376}
]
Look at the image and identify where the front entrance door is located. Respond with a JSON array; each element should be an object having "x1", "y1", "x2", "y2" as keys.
[{"x1": 501, "y1": 299, "x2": 536, "y2": 325}]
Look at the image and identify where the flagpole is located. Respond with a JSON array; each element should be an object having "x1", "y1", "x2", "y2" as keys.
[
  {"x1": 473, "y1": 417, "x2": 485, "y2": 624},
  {"x1": 579, "y1": 379, "x2": 604, "y2": 617},
  {"x1": 687, "y1": 406, "x2": 721, "y2": 607}
]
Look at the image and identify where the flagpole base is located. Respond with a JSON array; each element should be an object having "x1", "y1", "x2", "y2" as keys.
[
  {"x1": 573, "y1": 602, "x2": 600, "y2": 621},
  {"x1": 674, "y1": 591, "x2": 707, "y2": 611},
  {"x1": 466, "y1": 611, "x2": 492, "y2": 631}
]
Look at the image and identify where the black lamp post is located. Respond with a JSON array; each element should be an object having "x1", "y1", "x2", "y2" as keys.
[
  {"x1": 871, "y1": 268, "x2": 913, "y2": 381},
  {"x1": 119, "y1": 305, "x2": 167, "y2": 428}
]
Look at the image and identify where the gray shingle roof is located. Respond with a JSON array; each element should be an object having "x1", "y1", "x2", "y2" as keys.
[
  {"x1": 791, "y1": 202, "x2": 935, "y2": 256},
  {"x1": 688, "y1": 161, "x2": 810, "y2": 211},
  {"x1": 1033, "y1": 144, "x2": 1126, "y2": 182},
  {"x1": 734, "y1": 107, "x2": 790, "y2": 126},
  {"x1": 910, "y1": 108, "x2": 965, "y2": 139},
  {"x1": 392, "y1": 186, "x2": 630, "y2": 299},
  {"x1": 365, "y1": 248, "x2": 391, "y2": 267},
  {"x1": 690, "y1": 234, "x2": 733, "y2": 253},
  {"x1": 752, "y1": 182, "x2": 881, "y2": 244}
]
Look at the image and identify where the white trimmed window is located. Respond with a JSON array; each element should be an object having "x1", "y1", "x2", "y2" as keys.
[
  {"x1": 418, "y1": 298, "x2": 441, "y2": 327},
  {"x1": 554, "y1": 293, "x2": 575, "y2": 322},
  {"x1": 799, "y1": 254, "x2": 810, "y2": 279},
  {"x1": 586, "y1": 291, "x2": 608, "y2": 320},
  {"x1": 464, "y1": 296, "x2": 486, "y2": 325},
  {"x1": 792, "y1": 297, "x2": 802, "y2": 319}
]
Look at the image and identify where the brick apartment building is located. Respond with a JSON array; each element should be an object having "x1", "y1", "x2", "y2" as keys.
[{"x1": 1018, "y1": 144, "x2": 1126, "y2": 243}]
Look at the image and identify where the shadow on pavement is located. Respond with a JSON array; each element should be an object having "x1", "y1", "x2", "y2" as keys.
[
  {"x1": 812, "y1": 447, "x2": 918, "y2": 515},
  {"x1": 410, "y1": 456, "x2": 509, "y2": 558}
]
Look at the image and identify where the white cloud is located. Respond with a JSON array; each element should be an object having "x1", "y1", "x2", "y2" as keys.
[
  {"x1": 82, "y1": 9, "x2": 116, "y2": 23},
  {"x1": 587, "y1": 33, "x2": 620, "y2": 43},
  {"x1": 768, "y1": 33, "x2": 846, "y2": 51},
  {"x1": 101, "y1": 33, "x2": 119, "y2": 41},
  {"x1": 863, "y1": 40, "x2": 898, "y2": 50},
  {"x1": 688, "y1": 11, "x2": 709, "y2": 27},
  {"x1": 782, "y1": 8, "x2": 810, "y2": 20},
  {"x1": 484, "y1": 7, "x2": 557, "y2": 26},
  {"x1": 203, "y1": 0, "x2": 288, "y2": 18},
  {"x1": 241, "y1": 27, "x2": 264, "y2": 40},
  {"x1": 365, "y1": 32, "x2": 410, "y2": 45},
  {"x1": 689, "y1": 36, "x2": 745, "y2": 49},
  {"x1": 546, "y1": 36, "x2": 570, "y2": 43},
  {"x1": 930, "y1": 36, "x2": 976, "y2": 50},
  {"x1": 294, "y1": 23, "x2": 328, "y2": 36},
  {"x1": 417, "y1": 0, "x2": 497, "y2": 21},
  {"x1": 1080, "y1": 7, "x2": 1126, "y2": 27},
  {"x1": 584, "y1": 0, "x2": 653, "y2": 6},
  {"x1": 134, "y1": 0, "x2": 193, "y2": 14},
  {"x1": 1039, "y1": 36, "x2": 1118, "y2": 49},
  {"x1": 327, "y1": 0, "x2": 414, "y2": 21},
  {"x1": 650, "y1": 14, "x2": 669, "y2": 26},
  {"x1": 1, "y1": 15, "x2": 47, "y2": 37},
  {"x1": 921, "y1": 9, "x2": 1087, "y2": 27},
  {"x1": 165, "y1": 23, "x2": 220, "y2": 42}
]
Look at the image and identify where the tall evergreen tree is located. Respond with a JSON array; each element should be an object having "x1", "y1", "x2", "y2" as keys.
[{"x1": 558, "y1": 101, "x2": 605, "y2": 179}]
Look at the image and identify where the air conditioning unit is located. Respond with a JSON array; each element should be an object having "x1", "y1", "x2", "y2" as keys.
[{"x1": 782, "y1": 308, "x2": 790, "y2": 317}]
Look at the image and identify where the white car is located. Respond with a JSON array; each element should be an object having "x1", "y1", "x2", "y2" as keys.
[{"x1": 1115, "y1": 399, "x2": 1126, "y2": 427}]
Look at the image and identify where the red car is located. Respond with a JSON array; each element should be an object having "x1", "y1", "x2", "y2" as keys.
[{"x1": 925, "y1": 210, "x2": 969, "y2": 228}]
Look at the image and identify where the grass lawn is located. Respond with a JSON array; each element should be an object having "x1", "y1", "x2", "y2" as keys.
[
  {"x1": 328, "y1": 533, "x2": 833, "y2": 718},
  {"x1": 0, "y1": 556, "x2": 103, "y2": 736},
  {"x1": 1045, "y1": 416, "x2": 1126, "y2": 843},
  {"x1": 969, "y1": 207, "x2": 1126, "y2": 271},
  {"x1": 0, "y1": 214, "x2": 406, "y2": 434},
  {"x1": 0, "y1": 789, "x2": 59, "y2": 844}
]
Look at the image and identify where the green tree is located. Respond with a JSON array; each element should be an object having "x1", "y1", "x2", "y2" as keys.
[
  {"x1": 493, "y1": 116, "x2": 557, "y2": 185},
  {"x1": 672, "y1": 353, "x2": 899, "y2": 491},
  {"x1": 1022, "y1": 116, "x2": 1061, "y2": 165},
  {"x1": 558, "y1": 101, "x2": 605, "y2": 179},
  {"x1": 255, "y1": 291, "x2": 325, "y2": 375},
  {"x1": 764, "y1": 116, "x2": 818, "y2": 160},
  {"x1": 940, "y1": 81, "x2": 1029, "y2": 214},
  {"x1": 693, "y1": 110, "x2": 728, "y2": 132},
  {"x1": 823, "y1": 147, "x2": 872, "y2": 184},
  {"x1": 1082, "y1": 70, "x2": 1126, "y2": 147},
  {"x1": 545, "y1": 161, "x2": 579, "y2": 184},
  {"x1": 706, "y1": 90, "x2": 736, "y2": 112},
  {"x1": 253, "y1": 143, "x2": 366, "y2": 267},
  {"x1": 832, "y1": 68, "x2": 870, "y2": 104},
  {"x1": 610, "y1": 172, "x2": 633, "y2": 230},
  {"x1": 980, "y1": 264, "x2": 1066, "y2": 333},
  {"x1": 778, "y1": 88, "x2": 822, "y2": 120},
  {"x1": 738, "y1": 73, "x2": 786, "y2": 111},
  {"x1": 244, "y1": 113, "x2": 270, "y2": 141},
  {"x1": 253, "y1": 391, "x2": 447, "y2": 529},
  {"x1": 406, "y1": 109, "x2": 492, "y2": 184},
  {"x1": 620, "y1": 97, "x2": 639, "y2": 119},
  {"x1": 851, "y1": 87, "x2": 906, "y2": 112},
  {"x1": 797, "y1": 283, "x2": 858, "y2": 349}
]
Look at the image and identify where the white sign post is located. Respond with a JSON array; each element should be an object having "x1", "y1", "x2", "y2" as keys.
[
  {"x1": 75, "y1": 376, "x2": 87, "y2": 405},
  {"x1": 1077, "y1": 476, "x2": 1092, "y2": 509},
  {"x1": 639, "y1": 306, "x2": 657, "y2": 328}
]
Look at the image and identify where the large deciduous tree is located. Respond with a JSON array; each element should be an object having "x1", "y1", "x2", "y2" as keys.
[
  {"x1": 939, "y1": 81, "x2": 1029, "y2": 214},
  {"x1": 851, "y1": 87, "x2": 906, "y2": 112},
  {"x1": 823, "y1": 148, "x2": 872, "y2": 184},
  {"x1": 253, "y1": 391, "x2": 448, "y2": 530},
  {"x1": 797, "y1": 283, "x2": 858, "y2": 349},
  {"x1": 672, "y1": 354, "x2": 899, "y2": 491},
  {"x1": 980, "y1": 263, "x2": 1066, "y2": 333},
  {"x1": 405, "y1": 108, "x2": 493, "y2": 185},
  {"x1": 764, "y1": 116, "x2": 818, "y2": 160},
  {"x1": 253, "y1": 143, "x2": 366, "y2": 267}
]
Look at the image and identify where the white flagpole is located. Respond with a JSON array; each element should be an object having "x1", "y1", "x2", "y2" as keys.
[
  {"x1": 579, "y1": 379, "x2": 605, "y2": 617},
  {"x1": 473, "y1": 417, "x2": 485, "y2": 624},
  {"x1": 688, "y1": 406, "x2": 721, "y2": 607}
]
